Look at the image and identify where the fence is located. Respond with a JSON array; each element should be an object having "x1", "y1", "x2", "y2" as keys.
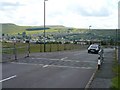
[{"x1": 2, "y1": 42, "x2": 87, "y2": 62}]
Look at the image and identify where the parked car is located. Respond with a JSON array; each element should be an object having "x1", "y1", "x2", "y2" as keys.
[{"x1": 88, "y1": 44, "x2": 101, "y2": 54}]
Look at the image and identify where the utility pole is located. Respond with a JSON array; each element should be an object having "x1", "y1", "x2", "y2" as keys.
[{"x1": 43, "y1": 0, "x2": 48, "y2": 52}]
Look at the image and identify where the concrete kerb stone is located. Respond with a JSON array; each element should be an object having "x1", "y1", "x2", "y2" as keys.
[
  {"x1": 85, "y1": 51, "x2": 104, "y2": 89},
  {"x1": 85, "y1": 66, "x2": 98, "y2": 89}
]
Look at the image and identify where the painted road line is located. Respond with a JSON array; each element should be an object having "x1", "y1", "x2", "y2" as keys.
[
  {"x1": 43, "y1": 65, "x2": 49, "y2": 68},
  {"x1": 61, "y1": 57, "x2": 68, "y2": 60},
  {"x1": 0, "y1": 75, "x2": 17, "y2": 83},
  {"x1": 46, "y1": 64, "x2": 93, "y2": 69},
  {"x1": 32, "y1": 58, "x2": 60, "y2": 61},
  {"x1": 10, "y1": 62, "x2": 44, "y2": 66},
  {"x1": 50, "y1": 59, "x2": 60, "y2": 60},
  {"x1": 32, "y1": 58, "x2": 48, "y2": 60},
  {"x1": 27, "y1": 57, "x2": 97, "y2": 63},
  {"x1": 10, "y1": 61, "x2": 94, "y2": 69},
  {"x1": 11, "y1": 62, "x2": 28, "y2": 65},
  {"x1": 85, "y1": 67, "x2": 98, "y2": 89}
]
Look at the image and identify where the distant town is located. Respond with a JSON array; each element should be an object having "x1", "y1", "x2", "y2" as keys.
[{"x1": 1, "y1": 23, "x2": 119, "y2": 45}]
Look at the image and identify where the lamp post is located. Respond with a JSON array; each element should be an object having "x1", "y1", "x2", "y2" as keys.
[
  {"x1": 89, "y1": 25, "x2": 91, "y2": 30},
  {"x1": 89, "y1": 25, "x2": 92, "y2": 45},
  {"x1": 116, "y1": 29, "x2": 118, "y2": 47},
  {"x1": 13, "y1": 38, "x2": 17, "y2": 60},
  {"x1": 43, "y1": 0, "x2": 48, "y2": 52}
]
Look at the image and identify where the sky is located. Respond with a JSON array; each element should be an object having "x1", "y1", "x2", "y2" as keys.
[{"x1": 0, "y1": 0, "x2": 119, "y2": 29}]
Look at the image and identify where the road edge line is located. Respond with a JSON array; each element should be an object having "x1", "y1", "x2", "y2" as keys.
[
  {"x1": 85, "y1": 67, "x2": 98, "y2": 89},
  {"x1": 0, "y1": 75, "x2": 17, "y2": 83}
]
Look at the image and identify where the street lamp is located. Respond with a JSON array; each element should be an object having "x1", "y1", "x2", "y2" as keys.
[
  {"x1": 89, "y1": 25, "x2": 91, "y2": 30},
  {"x1": 116, "y1": 29, "x2": 118, "y2": 47},
  {"x1": 43, "y1": 0, "x2": 48, "y2": 52},
  {"x1": 89, "y1": 25, "x2": 92, "y2": 45},
  {"x1": 13, "y1": 38, "x2": 17, "y2": 60}
]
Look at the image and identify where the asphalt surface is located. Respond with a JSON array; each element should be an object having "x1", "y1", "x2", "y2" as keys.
[
  {"x1": 90, "y1": 48, "x2": 115, "y2": 88},
  {"x1": 2, "y1": 49, "x2": 99, "y2": 88}
]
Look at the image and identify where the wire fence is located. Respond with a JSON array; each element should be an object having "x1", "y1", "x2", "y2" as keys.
[{"x1": 2, "y1": 42, "x2": 87, "y2": 62}]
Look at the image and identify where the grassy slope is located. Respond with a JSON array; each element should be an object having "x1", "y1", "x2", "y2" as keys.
[
  {"x1": 1, "y1": 23, "x2": 118, "y2": 40},
  {"x1": 2, "y1": 23, "x2": 26, "y2": 35},
  {"x1": 2, "y1": 23, "x2": 68, "y2": 35}
]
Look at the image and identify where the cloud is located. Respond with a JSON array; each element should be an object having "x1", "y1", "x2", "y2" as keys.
[
  {"x1": 0, "y1": 2, "x2": 22, "y2": 6},
  {"x1": 64, "y1": 0, "x2": 112, "y2": 17},
  {"x1": 0, "y1": 1, "x2": 24, "y2": 11},
  {"x1": 46, "y1": 0, "x2": 118, "y2": 28},
  {"x1": 73, "y1": 6, "x2": 110, "y2": 17},
  {"x1": 0, "y1": 0, "x2": 119, "y2": 29}
]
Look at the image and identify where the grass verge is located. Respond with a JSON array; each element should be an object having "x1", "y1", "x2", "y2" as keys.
[{"x1": 111, "y1": 48, "x2": 120, "y2": 90}]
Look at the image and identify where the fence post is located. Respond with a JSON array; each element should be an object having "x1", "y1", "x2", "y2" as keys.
[
  {"x1": 41, "y1": 44, "x2": 43, "y2": 52},
  {"x1": 13, "y1": 42, "x2": 17, "y2": 60},
  {"x1": 40, "y1": 44, "x2": 41, "y2": 52},
  {"x1": 50, "y1": 44, "x2": 51, "y2": 52},
  {"x1": 64, "y1": 44, "x2": 66, "y2": 50},
  {"x1": 26, "y1": 41, "x2": 30, "y2": 57},
  {"x1": 57, "y1": 44, "x2": 59, "y2": 51}
]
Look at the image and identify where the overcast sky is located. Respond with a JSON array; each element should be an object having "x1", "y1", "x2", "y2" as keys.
[{"x1": 0, "y1": 0, "x2": 119, "y2": 29}]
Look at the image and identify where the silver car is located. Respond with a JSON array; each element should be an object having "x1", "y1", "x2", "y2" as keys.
[{"x1": 88, "y1": 44, "x2": 100, "y2": 54}]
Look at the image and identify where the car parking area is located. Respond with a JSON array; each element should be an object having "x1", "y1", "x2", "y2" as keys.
[{"x1": 2, "y1": 50, "x2": 99, "y2": 88}]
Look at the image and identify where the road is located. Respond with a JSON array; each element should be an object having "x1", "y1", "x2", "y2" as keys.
[{"x1": 2, "y1": 49, "x2": 99, "y2": 88}]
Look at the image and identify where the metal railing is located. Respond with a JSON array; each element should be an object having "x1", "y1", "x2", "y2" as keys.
[{"x1": 2, "y1": 42, "x2": 87, "y2": 62}]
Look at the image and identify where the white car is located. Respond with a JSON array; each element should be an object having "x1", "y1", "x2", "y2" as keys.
[{"x1": 88, "y1": 44, "x2": 100, "y2": 54}]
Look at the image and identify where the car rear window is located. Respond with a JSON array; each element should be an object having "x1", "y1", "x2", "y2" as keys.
[{"x1": 90, "y1": 45, "x2": 98, "y2": 49}]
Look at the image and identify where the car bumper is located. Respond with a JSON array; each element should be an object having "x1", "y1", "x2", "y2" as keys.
[{"x1": 88, "y1": 50, "x2": 99, "y2": 54}]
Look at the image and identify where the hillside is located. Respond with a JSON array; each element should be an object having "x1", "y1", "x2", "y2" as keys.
[
  {"x1": 2, "y1": 23, "x2": 29, "y2": 34},
  {"x1": 1, "y1": 23, "x2": 119, "y2": 41},
  {"x1": 1, "y1": 23, "x2": 68, "y2": 35}
]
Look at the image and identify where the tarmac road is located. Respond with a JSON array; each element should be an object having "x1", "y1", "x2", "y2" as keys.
[{"x1": 2, "y1": 49, "x2": 99, "y2": 88}]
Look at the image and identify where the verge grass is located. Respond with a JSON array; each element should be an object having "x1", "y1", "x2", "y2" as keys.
[
  {"x1": 2, "y1": 42, "x2": 86, "y2": 54},
  {"x1": 111, "y1": 48, "x2": 120, "y2": 90}
]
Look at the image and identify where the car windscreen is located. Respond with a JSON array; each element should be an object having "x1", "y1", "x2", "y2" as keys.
[{"x1": 90, "y1": 45, "x2": 98, "y2": 49}]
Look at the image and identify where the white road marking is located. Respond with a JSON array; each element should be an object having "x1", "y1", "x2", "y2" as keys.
[
  {"x1": 0, "y1": 75, "x2": 17, "y2": 83},
  {"x1": 43, "y1": 65, "x2": 49, "y2": 68},
  {"x1": 10, "y1": 62, "x2": 44, "y2": 66},
  {"x1": 50, "y1": 59, "x2": 59, "y2": 60},
  {"x1": 10, "y1": 62, "x2": 94, "y2": 69},
  {"x1": 47, "y1": 65, "x2": 93, "y2": 69},
  {"x1": 32, "y1": 58, "x2": 48, "y2": 60},
  {"x1": 32, "y1": 57, "x2": 60, "y2": 61},
  {"x1": 61, "y1": 57, "x2": 68, "y2": 60},
  {"x1": 85, "y1": 67, "x2": 98, "y2": 88},
  {"x1": 19, "y1": 57, "x2": 97, "y2": 63}
]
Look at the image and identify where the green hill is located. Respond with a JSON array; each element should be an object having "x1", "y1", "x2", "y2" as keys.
[
  {"x1": 1, "y1": 23, "x2": 119, "y2": 41},
  {"x1": 2, "y1": 23, "x2": 28, "y2": 34},
  {"x1": 1, "y1": 23, "x2": 65, "y2": 35}
]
